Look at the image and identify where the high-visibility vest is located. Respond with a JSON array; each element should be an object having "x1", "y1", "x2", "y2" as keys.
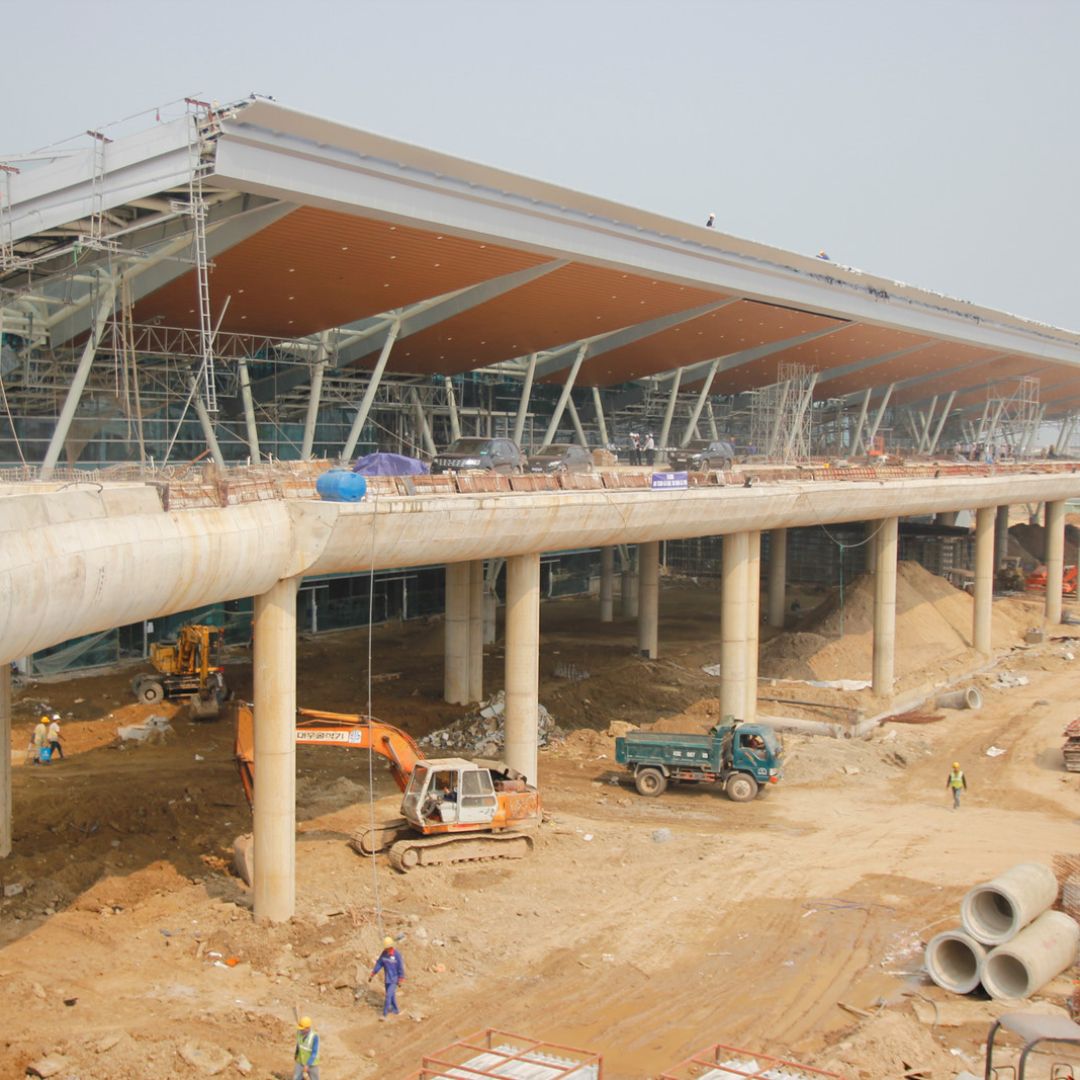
[
  {"x1": 295, "y1": 1029, "x2": 319, "y2": 1066},
  {"x1": 949, "y1": 769, "x2": 965, "y2": 789}
]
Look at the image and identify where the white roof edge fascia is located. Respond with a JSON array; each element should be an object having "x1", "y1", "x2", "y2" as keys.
[{"x1": 4, "y1": 116, "x2": 195, "y2": 243}]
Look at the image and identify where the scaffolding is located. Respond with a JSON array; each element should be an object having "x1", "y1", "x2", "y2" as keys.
[
  {"x1": 747, "y1": 362, "x2": 818, "y2": 462},
  {"x1": 967, "y1": 376, "x2": 1043, "y2": 458}
]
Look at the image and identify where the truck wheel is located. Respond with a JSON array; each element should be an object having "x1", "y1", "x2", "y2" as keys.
[
  {"x1": 139, "y1": 681, "x2": 164, "y2": 705},
  {"x1": 635, "y1": 768, "x2": 667, "y2": 797},
  {"x1": 726, "y1": 774, "x2": 758, "y2": 802}
]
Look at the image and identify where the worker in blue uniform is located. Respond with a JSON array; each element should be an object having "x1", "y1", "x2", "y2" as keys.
[{"x1": 368, "y1": 936, "x2": 406, "y2": 1018}]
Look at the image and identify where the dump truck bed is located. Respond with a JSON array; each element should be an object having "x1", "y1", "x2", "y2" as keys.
[{"x1": 615, "y1": 730, "x2": 726, "y2": 770}]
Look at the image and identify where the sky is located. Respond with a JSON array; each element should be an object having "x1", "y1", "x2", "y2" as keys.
[{"x1": 4, "y1": 0, "x2": 1079, "y2": 330}]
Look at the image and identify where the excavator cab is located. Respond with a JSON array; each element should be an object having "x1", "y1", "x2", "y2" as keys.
[{"x1": 402, "y1": 760, "x2": 499, "y2": 828}]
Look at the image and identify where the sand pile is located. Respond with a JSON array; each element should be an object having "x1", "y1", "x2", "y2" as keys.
[
  {"x1": 760, "y1": 561, "x2": 1033, "y2": 682},
  {"x1": 1010, "y1": 522, "x2": 1080, "y2": 567}
]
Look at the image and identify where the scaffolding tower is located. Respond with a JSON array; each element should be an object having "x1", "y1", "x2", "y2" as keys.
[
  {"x1": 970, "y1": 376, "x2": 1043, "y2": 458},
  {"x1": 747, "y1": 362, "x2": 818, "y2": 462}
]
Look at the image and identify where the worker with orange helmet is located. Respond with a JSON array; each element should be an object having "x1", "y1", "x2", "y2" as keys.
[
  {"x1": 293, "y1": 1014, "x2": 320, "y2": 1080},
  {"x1": 368, "y1": 935, "x2": 406, "y2": 1019},
  {"x1": 946, "y1": 761, "x2": 967, "y2": 810}
]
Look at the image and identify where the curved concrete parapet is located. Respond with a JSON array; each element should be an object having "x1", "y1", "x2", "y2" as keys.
[
  {"x1": 961, "y1": 863, "x2": 1060, "y2": 945},
  {"x1": 925, "y1": 928, "x2": 987, "y2": 994},
  {"x1": 981, "y1": 909, "x2": 1080, "y2": 1001}
]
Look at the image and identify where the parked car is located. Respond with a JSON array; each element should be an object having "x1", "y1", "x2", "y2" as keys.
[
  {"x1": 527, "y1": 443, "x2": 593, "y2": 474},
  {"x1": 430, "y1": 437, "x2": 526, "y2": 475},
  {"x1": 668, "y1": 438, "x2": 737, "y2": 472}
]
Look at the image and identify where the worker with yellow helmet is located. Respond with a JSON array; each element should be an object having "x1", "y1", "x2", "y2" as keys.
[
  {"x1": 369, "y1": 934, "x2": 406, "y2": 1019},
  {"x1": 293, "y1": 1014, "x2": 320, "y2": 1080},
  {"x1": 946, "y1": 760, "x2": 967, "y2": 810}
]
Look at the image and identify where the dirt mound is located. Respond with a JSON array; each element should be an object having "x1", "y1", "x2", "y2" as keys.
[
  {"x1": 1010, "y1": 522, "x2": 1080, "y2": 567},
  {"x1": 760, "y1": 561, "x2": 1033, "y2": 682}
]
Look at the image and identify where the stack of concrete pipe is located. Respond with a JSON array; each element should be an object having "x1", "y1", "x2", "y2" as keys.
[{"x1": 925, "y1": 863, "x2": 1079, "y2": 1001}]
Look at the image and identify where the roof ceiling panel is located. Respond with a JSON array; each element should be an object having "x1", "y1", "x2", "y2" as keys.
[
  {"x1": 819, "y1": 341, "x2": 1002, "y2": 398},
  {"x1": 891, "y1": 356, "x2": 1047, "y2": 406},
  {"x1": 389, "y1": 264, "x2": 724, "y2": 376},
  {"x1": 578, "y1": 300, "x2": 841, "y2": 387},
  {"x1": 712, "y1": 323, "x2": 930, "y2": 396},
  {"x1": 134, "y1": 206, "x2": 551, "y2": 339}
]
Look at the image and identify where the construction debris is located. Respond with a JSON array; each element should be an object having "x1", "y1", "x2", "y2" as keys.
[
  {"x1": 116, "y1": 715, "x2": 173, "y2": 743},
  {"x1": 418, "y1": 691, "x2": 563, "y2": 756}
]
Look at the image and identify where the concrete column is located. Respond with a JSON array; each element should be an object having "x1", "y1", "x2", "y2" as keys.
[
  {"x1": 767, "y1": 528, "x2": 787, "y2": 629},
  {"x1": 1045, "y1": 499, "x2": 1066, "y2": 625},
  {"x1": 599, "y1": 547, "x2": 615, "y2": 623},
  {"x1": 443, "y1": 563, "x2": 470, "y2": 704},
  {"x1": 483, "y1": 588, "x2": 497, "y2": 645},
  {"x1": 872, "y1": 517, "x2": 899, "y2": 696},
  {"x1": 1, "y1": 663, "x2": 10, "y2": 857},
  {"x1": 621, "y1": 565, "x2": 639, "y2": 619},
  {"x1": 973, "y1": 506, "x2": 994, "y2": 656},
  {"x1": 468, "y1": 560, "x2": 484, "y2": 703},
  {"x1": 721, "y1": 531, "x2": 750, "y2": 722},
  {"x1": 745, "y1": 532, "x2": 761, "y2": 721},
  {"x1": 994, "y1": 505, "x2": 1010, "y2": 576},
  {"x1": 252, "y1": 575, "x2": 300, "y2": 923},
  {"x1": 504, "y1": 553, "x2": 541, "y2": 784},
  {"x1": 637, "y1": 541, "x2": 660, "y2": 659}
]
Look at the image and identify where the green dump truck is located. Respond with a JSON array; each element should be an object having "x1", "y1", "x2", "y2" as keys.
[{"x1": 614, "y1": 720, "x2": 782, "y2": 801}]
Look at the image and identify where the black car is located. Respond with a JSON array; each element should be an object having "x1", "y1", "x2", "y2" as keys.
[
  {"x1": 527, "y1": 443, "x2": 593, "y2": 474},
  {"x1": 430, "y1": 437, "x2": 526, "y2": 475},
  {"x1": 668, "y1": 439, "x2": 736, "y2": 472}
]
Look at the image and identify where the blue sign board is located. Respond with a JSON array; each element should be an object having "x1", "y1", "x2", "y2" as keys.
[{"x1": 651, "y1": 471, "x2": 688, "y2": 490}]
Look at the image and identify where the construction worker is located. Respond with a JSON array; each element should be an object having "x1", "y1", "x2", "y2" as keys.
[
  {"x1": 293, "y1": 1015, "x2": 320, "y2": 1080},
  {"x1": 369, "y1": 935, "x2": 406, "y2": 1019},
  {"x1": 946, "y1": 761, "x2": 967, "y2": 809},
  {"x1": 47, "y1": 714, "x2": 64, "y2": 761},
  {"x1": 30, "y1": 715, "x2": 49, "y2": 765}
]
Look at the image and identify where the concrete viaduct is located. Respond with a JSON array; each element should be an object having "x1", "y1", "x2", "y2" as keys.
[{"x1": 2, "y1": 467, "x2": 1078, "y2": 920}]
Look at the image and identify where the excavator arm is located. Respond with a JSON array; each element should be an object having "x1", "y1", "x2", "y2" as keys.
[{"x1": 232, "y1": 702, "x2": 425, "y2": 808}]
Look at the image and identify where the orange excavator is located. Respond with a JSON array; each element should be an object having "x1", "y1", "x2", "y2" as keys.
[
  {"x1": 232, "y1": 703, "x2": 541, "y2": 872},
  {"x1": 1025, "y1": 564, "x2": 1078, "y2": 595}
]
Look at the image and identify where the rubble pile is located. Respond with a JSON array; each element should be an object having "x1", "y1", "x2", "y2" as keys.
[{"x1": 419, "y1": 691, "x2": 563, "y2": 757}]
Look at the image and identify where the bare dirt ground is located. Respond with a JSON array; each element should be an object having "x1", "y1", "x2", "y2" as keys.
[{"x1": 3, "y1": 568, "x2": 1080, "y2": 1079}]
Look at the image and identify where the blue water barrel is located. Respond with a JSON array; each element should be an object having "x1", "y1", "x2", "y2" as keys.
[{"x1": 316, "y1": 469, "x2": 367, "y2": 503}]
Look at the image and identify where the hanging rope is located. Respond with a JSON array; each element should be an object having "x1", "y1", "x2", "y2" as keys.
[
  {"x1": 364, "y1": 501, "x2": 385, "y2": 938},
  {"x1": 818, "y1": 521, "x2": 888, "y2": 637}
]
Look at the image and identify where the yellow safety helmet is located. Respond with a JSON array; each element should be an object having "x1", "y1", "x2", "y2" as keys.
[
  {"x1": 952, "y1": 762, "x2": 960, "y2": 769},
  {"x1": 40, "y1": 715, "x2": 49, "y2": 724},
  {"x1": 298, "y1": 1016, "x2": 312, "y2": 1030},
  {"x1": 383, "y1": 936, "x2": 395, "y2": 948}
]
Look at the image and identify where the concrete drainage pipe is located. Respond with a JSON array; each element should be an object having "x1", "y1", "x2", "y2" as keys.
[
  {"x1": 961, "y1": 862, "x2": 1059, "y2": 945},
  {"x1": 925, "y1": 929, "x2": 987, "y2": 994},
  {"x1": 981, "y1": 909, "x2": 1080, "y2": 1001},
  {"x1": 934, "y1": 687, "x2": 982, "y2": 710}
]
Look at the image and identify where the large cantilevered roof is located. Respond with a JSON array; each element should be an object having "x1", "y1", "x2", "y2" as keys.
[{"x1": 3, "y1": 98, "x2": 1079, "y2": 416}]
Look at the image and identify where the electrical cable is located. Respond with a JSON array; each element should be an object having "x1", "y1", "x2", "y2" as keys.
[{"x1": 364, "y1": 496, "x2": 384, "y2": 939}]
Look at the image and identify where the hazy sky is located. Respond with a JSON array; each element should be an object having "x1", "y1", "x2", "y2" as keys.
[{"x1": 5, "y1": 0, "x2": 1078, "y2": 330}]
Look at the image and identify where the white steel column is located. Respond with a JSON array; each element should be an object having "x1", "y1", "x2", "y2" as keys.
[
  {"x1": 680, "y1": 358, "x2": 720, "y2": 445},
  {"x1": 850, "y1": 388, "x2": 872, "y2": 457},
  {"x1": 468, "y1": 560, "x2": 484, "y2": 703},
  {"x1": 504, "y1": 553, "x2": 541, "y2": 784},
  {"x1": 638, "y1": 541, "x2": 660, "y2": 659},
  {"x1": 542, "y1": 344, "x2": 588, "y2": 446},
  {"x1": 973, "y1": 507, "x2": 994, "y2": 655},
  {"x1": 512, "y1": 353, "x2": 538, "y2": 447},
  {"x1": 767, "y1": 528, "x2": 787, "y2": 629},
  {"x1": 658, "y1": 368, "x2": 684, "y2": 456},
  {"x1": 342, "y1": 320, "x2": 400, "y2": 460},
  {"x1": 443, "y1": 563, "x2": 470, "y2": 704},
  {"x1": 41, "y1": 280, "x2": 117, "y2": 478},
  {"x1": 566, "y1": 396, "x2": 589, "y2": 447},
  {"x1": 300, "y1": 333, "x2": 329, "y2": 461},
  {"x1": 445, "y1": 376, "x2": 461, "y2": 443},
  {"x1": 745, "y1": 531, "x2": 761, "y2": 721},
  {"x1": 591, "y1": 386, "x2": 609, "y2": 448},
  {"x1": 600, "y1": 547, "x2": 615, "y2": 623},
  {"x1": 0, "y1": 663, "x2": 10, "y2": 857},
  {"x1": 191, "y1": 377, "x2": 225, "y2": 467},
  {"x1": 706, "y1": 399, "x2": 719, "y2": 439},
  {"x1": 1045, "y1": 499, "x2": 1066, "y2": 625},
  {"x1": 721, "y1": 532, "x2": 750, "y2": 721},
  {"x1": 252, "y1": 575, "x2": 300, "y2": 923},
  {"x1": 238, "y1": 356, "x2": 261, "y2": 461},
  {"x1": 872, "y1": 517, "x2": 899, "y2": 696}
]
